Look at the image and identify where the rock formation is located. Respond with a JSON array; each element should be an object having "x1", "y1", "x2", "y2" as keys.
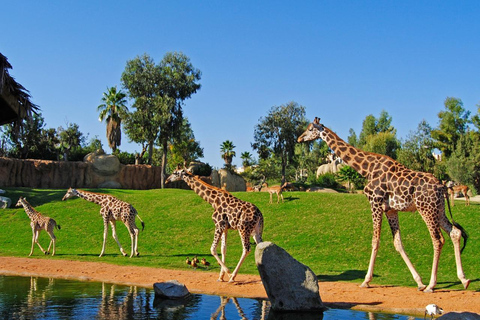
[{"x1": 255, "y1": 241, "x2": 325, "y2": 312}]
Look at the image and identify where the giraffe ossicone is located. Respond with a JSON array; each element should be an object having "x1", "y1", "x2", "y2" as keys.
[
  {"x1": 166, "y1": 168, "x2": 264, "y2": 283},
  {"x1": 62, "y1": 188, "x2": 145, "y2": 258},
  {"x1": 298, "y1": 117, "x2": 470, "y2": 293}
]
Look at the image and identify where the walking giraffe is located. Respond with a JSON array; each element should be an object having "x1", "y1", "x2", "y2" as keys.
[
  {"x1": 62, "y1": 188, "x2": 145, "y2": 258},
  {"x1": 166, "y1": 167, "x2": 264, "y2": 282},
  {"x1": 298, "y1": 117, "x2": 469, "y2": 292},
  {"x1": 16, "y1": 197, "x2": 61, "y2": 256}
]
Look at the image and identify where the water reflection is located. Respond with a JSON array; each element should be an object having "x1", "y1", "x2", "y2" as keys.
[{"x1": 0, "y1": 275, "x2": 420, "y2": 320}]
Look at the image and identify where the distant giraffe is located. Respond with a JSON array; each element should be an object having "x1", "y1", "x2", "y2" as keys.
[
  {"x1": 166, "y1": 168, "x2": 263, "y2": 282},
  {"x1": 62, "y1": 188, "x2": 145, "y2": 258},
  {"x1": 298, "y1": 117, "x2": 469, "y2": 292},
  {"x1": 16, "y1": 197, "x2": 61, "y2": 256}
]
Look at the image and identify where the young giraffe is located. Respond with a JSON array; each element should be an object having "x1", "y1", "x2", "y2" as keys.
[
  {"x1": 166, "y1": 168, "x2": 264, "y2": 282},
  {"x1": 16, "y1": 197, "x2": 61, "y2": 256},
  {"x1": 62, "y1": 188, "x2": 145, "y2": 258},
  {"x1": 298, "y1": 117, "x2": 470, "y2": 292}
]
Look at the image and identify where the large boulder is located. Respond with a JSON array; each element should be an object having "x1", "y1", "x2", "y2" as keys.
[
  {"x1": 85, "y1": 153, "x2": 121, "y2": 176},
  {"x1": 0, "y1": 196, "x2": 11, "y2": 209},
  {"x1": 316, "y1": 162, "x2": 344, "y2": 177},
  {"x1": 211, "y1": 169, "x2": 246, "y2": 192},
  {"x1": 255, "y1": 241, "x2": 325, "y2": 312},
  {"x1": 439, "y1": 312, "x2": 480, "y2": 320},
  {"x1": 153, "y1": 280, "x2": 190, "y2": 299}
]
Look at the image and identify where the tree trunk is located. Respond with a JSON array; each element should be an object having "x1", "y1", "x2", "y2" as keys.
[
  {"x1": 161, "y1": 140, "x2": 168, "y2": 189},
  {"x1": 148, "y1": 141, "x2": 154, "y2": 165}
]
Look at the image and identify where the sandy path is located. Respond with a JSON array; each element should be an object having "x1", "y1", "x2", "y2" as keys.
[{"x1": 0, "y1": 256, "x2": 478, "y2": 317}]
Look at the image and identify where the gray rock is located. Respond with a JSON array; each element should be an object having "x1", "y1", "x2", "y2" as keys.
[
  {"x1": 153, "y1": 280, "x2": 190, "y2": 299},
  {"x1": 255, "y1": 241, "x2": 325, "y2": 312},
  {"x1": 0, "y1": 196, "x2": 11, "y2": 209},
  {"x1": 98, "y1": 180, "x2": 122, "y2": 189},
  {"x1": 211, "y1": 169, "x2": 246, "y2": 191},
  {"x1": 438, "y1": 312, "x2": 480, "y2": 320},
  {"x1": 85, "y1": 153, "x2": 120, "y2": 176}
]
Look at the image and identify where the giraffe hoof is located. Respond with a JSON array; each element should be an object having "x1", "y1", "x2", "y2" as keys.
[
  {"x1": 423, "y1": 287, "x2": 434, "y2": 293},
  {"x1": 360, "y1": 282, "x2": 370, "y2": 288},
  {"x1": 462, "y1": 279, "x2": 470, "y2": 290},
  {"x1": 417, "y1": 285, "x2": 427, "y2": 291}
]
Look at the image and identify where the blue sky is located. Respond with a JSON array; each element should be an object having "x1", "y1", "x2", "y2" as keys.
[{"x1": 3, "y1": 1, "x2": 480, "y2": 168}]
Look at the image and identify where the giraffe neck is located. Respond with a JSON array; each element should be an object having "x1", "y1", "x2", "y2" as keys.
[
  {"x1": 321, "y1": 126, "x2": 373, "y2": 177},
  {"x1": 20, "y1": 201, "x2": 39, "y2": 220},
  {"x1": 182, "y1": 173, "x2": 225, "y2": 206},
  {"x1": 76, "y1": 189, "x2": 109, "y2": 205}
]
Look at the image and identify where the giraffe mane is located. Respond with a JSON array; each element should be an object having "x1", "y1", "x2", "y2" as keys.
[{"x1": 184, "y1": 171, "x2": 232, "y2": 195}]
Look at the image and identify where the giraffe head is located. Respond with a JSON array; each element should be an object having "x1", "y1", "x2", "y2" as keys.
[
  {"x1": 62, "y1": 187, "x2": 79, "y2": 201},
  {"x1": 15, "y1": 196, "x2": 26, "y2": 207},
  {"x1": 297, "y1": 117, "x2": 325, "y2": 143},
  {"x1": 165, "y1": 167, "x2": 190, "y2": 184}
]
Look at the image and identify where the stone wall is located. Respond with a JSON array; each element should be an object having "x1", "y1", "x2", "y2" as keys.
[{"x1": 0, "y1": 157, "x2": 163, "y2": 190}]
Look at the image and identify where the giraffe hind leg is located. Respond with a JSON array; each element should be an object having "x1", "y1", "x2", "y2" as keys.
[
  {"x1": 211, "y1": 229, "x2": 230, "y2": 281},
  {"x1": 228, "y1": 234, "x2": 252, "y2": 282},
  {"x1": 441, "y1": 220, "x2": 470, "y2": 289}
]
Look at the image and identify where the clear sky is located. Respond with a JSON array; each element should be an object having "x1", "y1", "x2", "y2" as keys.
[{"x1": 3, "y1": 1, "x2": 480, "y2": 168}]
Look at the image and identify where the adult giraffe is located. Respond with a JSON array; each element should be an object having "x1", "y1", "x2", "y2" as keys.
[
  {"x1": 298, "y1": 117, "x2": 469, "y2": 292},
  {"x1": 166, "y1": 167, "x2": 263, "y2": 282}
]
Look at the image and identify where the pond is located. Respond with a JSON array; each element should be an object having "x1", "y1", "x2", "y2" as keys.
[{"x1": 0, "y1": 275, "x2": 421, "y2": 319}]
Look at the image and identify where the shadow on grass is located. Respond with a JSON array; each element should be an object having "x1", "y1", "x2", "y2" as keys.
[
  {"x1": 436, "y1": 277, "x2": 480, "y2": 290},
  {"x1": 317, "y1": 269, "x2": 367, "y2": 282},
  {"x1": 4, "y1": 188, "x2": 67, "y2": 206}
]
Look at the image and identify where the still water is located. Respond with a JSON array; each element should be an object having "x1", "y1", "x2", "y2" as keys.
[{"x1": 0, "y1": 275, "x2": 421, "y2": 319}]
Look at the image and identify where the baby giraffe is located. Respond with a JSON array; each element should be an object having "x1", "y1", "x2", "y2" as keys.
[{"x1": 16, "y1": 197, "x2": 61, "y2": 256}]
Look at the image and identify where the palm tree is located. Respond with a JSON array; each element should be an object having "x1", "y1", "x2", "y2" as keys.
[
  {"x1": 220, "y1": 140, "x2": 236, "y2": 167},
  {"x1": 97, "y1": 86, "x2": 128, "y2": 152},
  {"x1": 240, "y1": 151, "x2": 253, "y2": 168}
]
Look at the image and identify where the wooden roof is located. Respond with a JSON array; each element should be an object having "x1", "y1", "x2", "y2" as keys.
[{"x1": 0, "y1": 53, "x2": 39, "y2": 126}]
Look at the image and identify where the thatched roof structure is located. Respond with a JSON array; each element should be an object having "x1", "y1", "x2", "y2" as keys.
[{"x1": 0, "y1": 53, "x2": 39, "y2": 126}]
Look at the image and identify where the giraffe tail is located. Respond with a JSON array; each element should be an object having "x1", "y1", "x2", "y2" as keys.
[
  {"x1": 137, "y1": 215, "x2": 145, "y2": 231},
  {"x1": 445, "y1": 189, "x2": 468, "y2": 253},
  {"x1": 56, "y1": 224, "x2": 61, "y2": 230}
]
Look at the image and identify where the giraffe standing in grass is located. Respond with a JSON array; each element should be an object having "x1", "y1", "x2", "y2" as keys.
[
  {"x1": 62, "y1": 188, "x2": 145, "y2": 258},
  {"x1": 166, "y1": 168, "x2": 264, "y2": 282},
  {"x1": 298, "y1": 117, "x2": 469, "y2": 292},
  {"x1": 16, "y1": 197, "x2": 61, "y2": 256}
]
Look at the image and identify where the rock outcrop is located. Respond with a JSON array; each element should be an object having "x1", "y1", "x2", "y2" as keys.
[
  {"x1": 211, "y1": 169, "x2": 246, "y2": 192},
  {"x1": 0, "y1": 156, "x2": 163, "y2": 189},
  {"x1": 255, "y1": 241, "x2": 325, "y2": 312},
  {"x1": 153, "y1": 280, "x2": 190, "y2": 299}
]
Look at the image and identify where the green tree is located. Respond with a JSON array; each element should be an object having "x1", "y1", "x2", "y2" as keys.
[
  {"x1": 97, "y1": 86, "x2": 128, "y2": 152},
  {"x1": 56, "y1": 123, "x2": 85, "y2": 161},
  {"x1": 355, "y1": 110, "x2": 398, "y2": 158},
  {"x1": 336, "y1": 165, "x2": 366, "y2": 191},
  {"x1": 431, "y1": 97, "x2": 470, "y2": 158},
  {"x1": 121, "y1": 52, "x2": 201, "y2": 187},
  {"x1": 220, "y1": 140, "x2": 236, "y2": 168},
  {"x1": 240, "y1": 151, "x2": 254, "y2": 168},
  {"x1": 252, "y1": 101, "x2": 308, "y2": 183},
  {"x1": 168, "y1": 118, "x2": 203, "y2": 169},
  {"x1": 397, "y1": 120, "x2": 435, "y2": 173}
]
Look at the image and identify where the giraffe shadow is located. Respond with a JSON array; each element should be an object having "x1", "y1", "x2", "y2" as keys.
[
  {"x1": 317, "y1": 270, "x2": 366, "y2": 282},
  {"x1": 284, "y1": 196, "x2": 300, "y2": 202},
  {"x1": 435, "y1": 278, "x2": 480, "y2": 290}
]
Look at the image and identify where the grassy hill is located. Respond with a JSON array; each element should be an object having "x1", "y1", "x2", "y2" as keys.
[{"x1": 1, "y1": 187, "x2": 478, "y2": 291}]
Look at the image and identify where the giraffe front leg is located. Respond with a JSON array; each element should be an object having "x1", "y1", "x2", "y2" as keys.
[
  {"x1": 361, "y1": 208, "x2": 383, "y2": 288},
  {"x1": 449, "y1": 225, "x2": 470, "y2": 289},
  {"x1": 100, "y1": 222, "x2": 109, "y2": 257},
  {"x1": 110, "y1": 221, "x2": 127, "y2": 257},
  {"x1": 211, "y1": 229, "x2": 230, "y2": 281},
  {"x1": 229, "y1": 235, "x2": 251, "y2": 283},
  {"x1": 386, "y1": 211, "x2": 426, "y2": 291},
  {"x1": 30, "y1": 228, "x2": 36, "y2": 256}
]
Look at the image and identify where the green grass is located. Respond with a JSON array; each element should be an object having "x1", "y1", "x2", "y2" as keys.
[{"x1": 1, "y1": 187, "x2": 479, "y2": 291}]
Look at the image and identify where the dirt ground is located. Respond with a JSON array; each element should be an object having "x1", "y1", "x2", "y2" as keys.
[{"x1": 0, "y1": 257, "x2": 478, "y2": 317}]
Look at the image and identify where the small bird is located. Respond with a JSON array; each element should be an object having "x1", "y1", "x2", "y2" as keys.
[
  {"x1": 192, "y1": 256, "x2": 199, "y2": 264},
  {"x1": 185, "y1": 257, "x2": 191, "y2": 266},
  {"x1": 191, "y1": 259, "x2": 198, "y2": 269},
  {"x1": 201, "y1": 257, "x2": 210, "y2": 268},
  {"x1": 425, "y1": 304, "x2": 443, "y2": 319}
]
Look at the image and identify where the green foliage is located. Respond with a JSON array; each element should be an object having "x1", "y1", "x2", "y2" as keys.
[
  {"x1": 397, "y1": 120, "x2": 435, "y2": 173},
  {"x1": 431, "y1": 97, "x2": 470, "y2": 158},
  {"x1": 336, "y1": 165, "x2": 366, "y2": 191},
  {"x1": 97, "y1": 86, "x2": 128, "y2": 152},
  {"x1": 252, "y1": 102, "x2": 308, "y2": 182},
  {"x1": 2, "y1": 187, "x2": 478, "y2": 290},
  {"x1": 220, "y1": 140, "x2": 236, "y2": 168},
  {"x1": 315, "y1": 172, "x2": 340, "y2": 189}
]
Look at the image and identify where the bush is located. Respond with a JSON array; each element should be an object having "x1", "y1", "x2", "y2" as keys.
[{"x1": 315, "y1": 173, "x2": 340, "y2": 189}]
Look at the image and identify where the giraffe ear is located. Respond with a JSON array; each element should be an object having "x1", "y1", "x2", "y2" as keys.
[{"x1": 314, "y1": 117, "x2": 320, "y2": 124}]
